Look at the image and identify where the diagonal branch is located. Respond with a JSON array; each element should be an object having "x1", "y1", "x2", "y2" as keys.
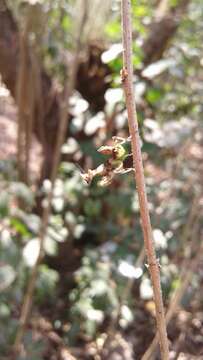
[{"x1": 121, "y1": 1, "x2": 169, "y2": 358}]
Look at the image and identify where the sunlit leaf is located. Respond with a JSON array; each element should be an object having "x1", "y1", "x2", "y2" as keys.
[
  {"x1": 140, "y1": 278, "x2": 153, "y2": 300},
  {"x1": 118, "y1": 261, "x2": 143, "y2": 279},
  {"x1": 23, "y1": 239, "x2": 40, "y2": 267}
]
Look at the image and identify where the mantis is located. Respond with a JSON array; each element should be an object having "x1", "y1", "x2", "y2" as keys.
[{"x1": 80, "y1": 136, "x2": 134, "y2": 186}]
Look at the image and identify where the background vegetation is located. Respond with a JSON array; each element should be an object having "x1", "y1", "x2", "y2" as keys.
[{"x1": 0, "y1": 0, "x2": 203, "y2": 359}]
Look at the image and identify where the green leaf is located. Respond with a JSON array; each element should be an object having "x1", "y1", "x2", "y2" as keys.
[
  {"x1": 146, "y1": 88, "x2": 162, "y2": 105},
  {"x1": 10, "y1": 218, "x2": 30, "y2": 236},
  {"x1": 10, "y1": 182, "x2": 34, "y2": 207},
  {"x1": 0, "y1": 192, "x2": 10, "y2": 217},
  {"x1": 105, "y1": 20, "x2": 121, "y2": 40},
  {"x1": 61, "y1": 15, "x2": 71, "y2": 31}
]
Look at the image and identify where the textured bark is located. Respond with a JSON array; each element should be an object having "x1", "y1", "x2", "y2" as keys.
[{"x1": 121, "y1": 1, "x2": 169, "y2": 358}]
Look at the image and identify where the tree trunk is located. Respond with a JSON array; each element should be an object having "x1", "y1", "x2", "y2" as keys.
[
  {"x1": 142, "y1": 0, "x2": 190, "y2": 65},
  {"x1": 0, "y1": 0, "x2": 61, "y2": 179}
]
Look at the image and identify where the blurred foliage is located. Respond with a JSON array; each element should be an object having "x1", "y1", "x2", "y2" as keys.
[{"x1": 1, "y1": 0, "x2": 203, "y2": 358}]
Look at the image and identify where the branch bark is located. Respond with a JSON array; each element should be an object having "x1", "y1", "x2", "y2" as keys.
[{"x1": 121, "y1": 1, "x2": 169, "y2": 358}]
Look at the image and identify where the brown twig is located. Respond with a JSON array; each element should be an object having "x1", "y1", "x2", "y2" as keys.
[
  {"x1": 121, "y1": 1, "x2": 169, "y2": 358},
  {"x1": 13, "y1": 1, "x2": 88, "y2": 353}
]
